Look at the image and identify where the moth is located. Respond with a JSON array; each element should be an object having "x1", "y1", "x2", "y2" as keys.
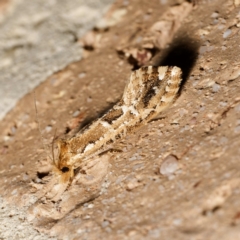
[{"x1": 41, "y1": 65, "x2": 182, "y2": 201}]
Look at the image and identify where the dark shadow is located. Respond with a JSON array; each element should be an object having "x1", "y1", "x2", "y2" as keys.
[
  {"x1": 70, "y1": 99, "x2": 119, "y2": 135},
  {"x1": 153, "y1": 35, "x2": 200, "y2": 93}
]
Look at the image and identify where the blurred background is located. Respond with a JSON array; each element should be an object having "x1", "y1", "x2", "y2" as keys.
[{"x1": 0, "y1": 0, "x2": 114, "y2": 120}]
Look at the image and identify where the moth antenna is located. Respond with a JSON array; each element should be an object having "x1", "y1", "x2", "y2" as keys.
[
  {"x1": 34, "y1": 91, "x2": 51, "y2": 161},
  {"x1": 52, "y1": 129, "x2": 58, "y2": 165}
]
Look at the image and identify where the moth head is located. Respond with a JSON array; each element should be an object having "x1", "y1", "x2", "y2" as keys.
[{"x1": 52, "y1": 139, "x2": 75, "y2": 182}]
